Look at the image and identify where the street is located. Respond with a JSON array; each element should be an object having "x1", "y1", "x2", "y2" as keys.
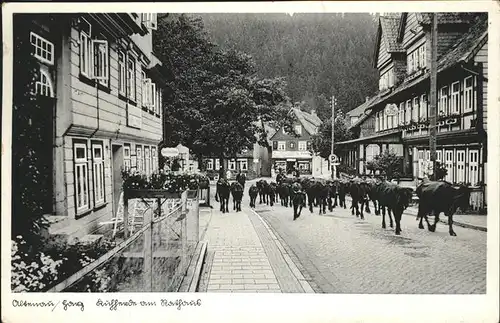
[{"x1": 238, "y1": 180, "x2": 487, "y2": 294}]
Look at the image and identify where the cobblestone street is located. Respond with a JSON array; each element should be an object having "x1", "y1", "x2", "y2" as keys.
[{"x1": 254, "y1": 196, "x2": 487, "y2": 294}]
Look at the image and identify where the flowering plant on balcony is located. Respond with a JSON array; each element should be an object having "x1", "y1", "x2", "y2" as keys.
[{"x1": 121, "y1": 169, "x2": 208, "y2": 193}]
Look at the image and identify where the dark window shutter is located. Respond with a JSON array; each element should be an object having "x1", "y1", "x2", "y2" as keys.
[{"x1": 273, "y1": 141, "x2": 278, "y2": 150}]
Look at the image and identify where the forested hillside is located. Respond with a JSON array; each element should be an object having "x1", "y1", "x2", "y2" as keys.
[{"x1": 193, "y1": 13, "x2": 380, "y2": 121}]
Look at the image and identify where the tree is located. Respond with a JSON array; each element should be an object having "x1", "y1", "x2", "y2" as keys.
[
  {"x1": 310, "y1": 117, "x2": 355, "y2": 159},
  {"x1": 12, "y1": 14, "x2": 53, "y2": 247},
  {"x1": 154, "y1": 14, "x2": 295, "y2": 176},
  {"x1": 366, "y1": 150, "x2": 404, "y2": 180}
]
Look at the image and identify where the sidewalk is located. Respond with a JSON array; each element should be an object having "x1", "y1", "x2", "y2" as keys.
[{"x1": 200, "y1": 201, "x2": 313, "y2": 293}]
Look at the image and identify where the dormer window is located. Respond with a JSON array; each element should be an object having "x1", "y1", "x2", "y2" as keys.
[
  {"x1": 407, "y1": 43, "x2": 426, "y2": 74},
  {"x1": 379, "y1": 68, "x2": 394, "y2": 91},
  {"x1": 295, "y1": 125, "x2": 302, "y2": 135},
  {"x1": 142, "y1": 13, "x2": 157, "y2": 30}
]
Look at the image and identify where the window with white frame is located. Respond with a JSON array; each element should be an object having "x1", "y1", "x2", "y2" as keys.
[
  {"x1": 142, "y1": 13, "x2": 158, "y2": 30},
  {"x1": 123, "y1": 144, "x2": 131, "y2": 171},
  {"x1": 439, "y1": 86, "x2": 449, "y2": 116},
  {"x1": 298, "y1": 141, "x2": 307, "y2": 151},
  {"x1": 30, "y1": 32, "x2": 54, "y2": 65},
  {"x1": 206, "y1": 159, "x2": 213, "y2": 170},
  {"x1": 469, "y1": 150, "x2": 479, "y2": 186},
  {"x1": 456, "y1": 150, "x2": 466, "y2": 183},
  {"x1": 375, "y1": 112, "x2": 380, "y2": 132},
  {"x1": 419, "y1": 94, "x2": 427, "y2": 120},
  {"x1": 405, "y1": 100, "x2": 411, "y2": 123},
  {"x1": 278, "y1": 141, "x2": 286, "y2": 151},
  {"x1": 399, "y1": 103, "x2": 405, "y2": 126},
  {"x1": 450, "y1": 82, "x2": 460, "y2": 115},
  {"x1": 93, "y1": 40, "x2": 109, "y2": 86},
  {"x1": 74, "y1": 143, "x2": 89, "y2": 213},
  {"x1": 118, "y1": 51, "x2": 126, "y2": 95},
  {"x1": 78, "y1": 19, "x2": 108, "y2": 85},
  {"x1": 407, "y1": 44, "x2": 426, "y2": 74},
  {"x1": 92, "y1": 142, "x2": 105, "y2": 206},
  {"x1": 238, "y1": 159, "x2": 248, "y2": 171},
  {"x1": 143, "y1": 147, "x2": 150, "y2": 176},
  {"x1": 151, "y1": 147, "x2": 157, "y2": 173},
  {"x1": 127, "y1": 55, "x2": 136, "y2": 101},
  {"x1": 418, "y1": 44, "x2": 426, "y2": 69},
  {"x1": 136, "y1": 146, "x2": 143, "y2": 173},
  {"x1": 35, "y1": 67, "x2": 55, "y2": 97},
  {"x1": 215, "y1": 159, "x2": 220, "y2": 170},
  {"x1": 379, "y1": 68, "x2": 394, "y2": 91},
  {"x1": 295, "y1": 125, "x2": 302, "y2": 135},
  {"x1": 445, "y1": 150, "x2": 454, "y2": 182},
  {"x1": 229, "y1": 159, "x2": 236, "y2": 170},
  {"x1": 412, "y1": 97, "x2": 419, "y2": 122},
  {"x1": 463, "y1": 76, "x2": 474, "y2": 113},
  {"x1": 436, "y1": 150, "x2": 442, "y2": 164}
]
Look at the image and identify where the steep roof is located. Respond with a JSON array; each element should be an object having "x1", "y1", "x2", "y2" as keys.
[
  {"x1": 380, "y1": 15, "x2": 404, "y2": 52},
  {"x1": 358, "y1": 14, "x2": 488, "y2": 127},
  {"x1": 292, "y1": 108, "x2": 322, "y2": 135},
  {"x1": 416, "y1": 12, "x2": 478, "y2": 25},
  {"x1": 438, "y1": 14, "x2": 488, "y2": 71}
]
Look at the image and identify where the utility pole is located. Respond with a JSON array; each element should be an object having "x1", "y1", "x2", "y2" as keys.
[
  {"x1": 331, "y1": 95, "x2": 336, "y2": 179},
  {"x1": 429, "y1": 13, "x2": 438, "y2": 180}
]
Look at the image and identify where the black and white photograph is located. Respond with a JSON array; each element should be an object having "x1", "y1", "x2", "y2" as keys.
[{"x1": 2, "y1": 2, "x2": 499, "y2": 323}]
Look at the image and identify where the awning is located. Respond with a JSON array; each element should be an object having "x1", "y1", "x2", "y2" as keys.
[{"x1": 337, "y1": 130, "x2": 403, "y2": 145}]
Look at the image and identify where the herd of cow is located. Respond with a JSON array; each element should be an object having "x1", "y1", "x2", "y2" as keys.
[{"x1": 215, "y1": 173, "x2": 472, "y2": 236}]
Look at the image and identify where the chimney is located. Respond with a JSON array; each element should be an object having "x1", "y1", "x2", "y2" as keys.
[
  {"x1": 311, "y1": 109, "x2": 317, "y2": 116},
  {"x1": 366, "y1": 96, "x2": 370, "y2": 102}
]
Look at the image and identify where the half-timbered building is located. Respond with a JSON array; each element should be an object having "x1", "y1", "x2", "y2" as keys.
[{"x1": 337, "y1": 13, "x2": 487, "y2": 210}]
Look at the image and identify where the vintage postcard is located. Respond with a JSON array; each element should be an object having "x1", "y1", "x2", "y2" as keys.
[{"x1": 2, "y1": 1, "x2": 499, "y2": 323}]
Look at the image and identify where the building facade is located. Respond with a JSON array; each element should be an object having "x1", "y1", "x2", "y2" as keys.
[
  {"x1": 270, "y1": 108, "x2": 328, "y2": 176},
  {"x1": 338, "y1": 13, "x2": 487, "y2": 210},
  {"x1": 23, "y1": 13, "x2": 169, "y2": 240}
]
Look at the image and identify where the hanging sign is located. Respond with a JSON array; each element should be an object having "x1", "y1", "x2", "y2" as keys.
[{"x1": 161, "y1": 147, "x2": 179, "y2": 157}]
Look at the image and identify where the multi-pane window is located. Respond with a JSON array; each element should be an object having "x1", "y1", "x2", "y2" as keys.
[
  {"x1": 407, "y1": 44, "x2": 426, "y2": 74},
  {"x1": 238, "y1": 159, "x2": 248, "y2": 171},
  {"x1": 405, "y1": 100, "x2": 411, "y2": 123},
  {"x1": 295, "y1": 125, "x2": 302, "y2": 135},
  {"x1": 215, "y1": 159, "x2": 220, "y2": 170},
  {"x1": 123, "y1": 144, "x2": 131, "y2": 171},
  {"x1": 92, "y1": 142, "x2": 105, "y2": 206},
  {"x1": 74, "y1": 143, "x2": 89, "y2": 213},
  {"x1": 151, "y1": 147, "x2": 157, "y2": 173},
  {"x1": 35, "y1": 67, "x2": 55, "y2": 97},
  {"x1": 127, "y1": 56, "x2": 136, "y2": 101},
  {"x1": 439, "y1": 86, "x2": 449, "y2": 116},
  {"x1": 78, "y1": 18, "x2": 108, "y2": 86},
  {"x1": 278, "y1": 141, "x2": 286, "y2": 151},
  {"x1": 144, "y1": 147, "x2": 151, "y2": 176},
  {"x1": 136, "y1": 146, "x2": 143, "y2": 173},
  {"x1": 206, "y1": 159, "x2": 213, "y2": 170},
  {"x1": 379, "y1": 68, "x2": 394, "y2": 90},
  {"x1": 118, "y1": 51, "x2": 126, "y2": 95},
  {"x1": 298, "y1": 141, "x2": 307, "y2": 151},
  {"x1": 450, "y1": 82, "x2": 460, "y2": 115},
  {"x1": 463, "y1": 76, "x2": 474, "y2": 113},
  {"x1": 30, "y1": 32, "x2": 54, "y2": 65},
  {"x1": 93, "y1": 40, "x2": 109, "y2": 86},
  {"x1": 469, "y1": 150, "x2": 479, "y2": 186},
  {"x1": 399, "y1": 103, "x2": 405, "y2": 126},
  {"x1": 445, "y1": 150, "x2": 454, "y2": 182},
  {"x1": 412, "y1": 97, "x2": 419, "y2": 122},
  {"x1": 456, "y1": 150, "x2": 466, "y2": 183},
  {"x1": 419, "y1": 94, "x2": 428, "y2": 120},
  {"x1": 229, "y1": 159, "x2": 236, "y2": 171}
]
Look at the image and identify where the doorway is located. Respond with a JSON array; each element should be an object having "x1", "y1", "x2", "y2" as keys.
[
  {"x1": 112, "y1": 144, "x2": 124, "y2": 217},
  {"x1": 286, "y1": 161, "x2": 296, "y2": 174}
]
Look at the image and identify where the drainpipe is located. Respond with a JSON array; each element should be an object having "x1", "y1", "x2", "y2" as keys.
[{"x1": 90, "y1": 81, "x2": 100, "y2": 138}]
